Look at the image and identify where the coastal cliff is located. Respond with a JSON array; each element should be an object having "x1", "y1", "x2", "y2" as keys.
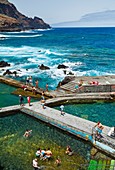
[{"x1": 0, "y1": 0, "x2": 51, "y2": 32}]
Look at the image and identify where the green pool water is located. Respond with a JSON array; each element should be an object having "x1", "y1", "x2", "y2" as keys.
[
  {"x1": 0, "y1": 113, "x2": 90, "y2": 170},
  {"x1": 0, "y1": 83, "x2": 36, "y2": 107},
  {"x1": 54, "y1": 102, "x2": 115, "y2": 127}
]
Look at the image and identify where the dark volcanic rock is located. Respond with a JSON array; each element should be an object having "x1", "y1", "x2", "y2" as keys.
[
  {"x1": 57, "y1": 76, "x2": 75, "y2": 87},
  {"x1": 67, "y1": 71, "x2": 74, "y2": 75},
  {"x1": 57, "y1": 64, "x2": 68, "y2": 69},
  {"x1": 0, "y1": 60, "x2": 10, "y2": 67},
  {"x1": 39, "y1": 64, "x2": 50, "y2": 70},
  {"x1": 63, "y1": 70, "x2": 66, "y2": 74},
  {"x1": 3, "y1": 69, "x2": 17, "y2": 76},
  {"x1": 0, "y1": 0, "x2": 51, "y2": 32}
]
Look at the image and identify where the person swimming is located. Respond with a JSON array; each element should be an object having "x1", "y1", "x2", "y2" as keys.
[
  {"x1": 23, "y1": 129, "x2": 32, "y2": 138},
  {"x1": 65, "y1": 146, "x2": 73, "y2": 156}
]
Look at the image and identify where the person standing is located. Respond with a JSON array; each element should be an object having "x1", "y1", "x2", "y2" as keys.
[
  {"x1": 35, "y1": 80, "x2": 39, "y2": 88},
  {"x1": 46, "y1": 83, "x2": 48, "y2": 91},
  {"x1": 41, "y1": 99, "x2": 45, "y2": 109},
  {"x1": 19, "y1": 95, "x2": 24, "y2": 106},
  {"x1": 27, "y1": 96, "x2": 31, "y2": 106},
  {"x1": 26, "y1": 76, "x2": 29, "y2": 85},
  {"x1": 29, "y1": 76, "x2": 33, "y2": 86},
  {"x1": 60, "y1": 105, "x2": 64, "y2": 115},
  {"x1": 41, "y1": 91, "x2": 45, "y2": 100}
]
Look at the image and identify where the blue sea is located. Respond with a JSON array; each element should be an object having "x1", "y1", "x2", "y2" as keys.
[{"x1": 0, "y1": 27, "x2": 115, "y2": 90}]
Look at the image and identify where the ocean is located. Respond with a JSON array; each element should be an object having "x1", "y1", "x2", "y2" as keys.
[{"x1": 0, "y1": 27, "x2": 115, "y2": 90}]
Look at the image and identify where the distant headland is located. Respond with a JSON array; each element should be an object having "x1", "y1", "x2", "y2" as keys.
[
  {"x1": 52, "y1": 10, "x2": 115, "y2": 27},
  {"x1": 0, "y1": 0, "x2": 51, "y2": 32}
]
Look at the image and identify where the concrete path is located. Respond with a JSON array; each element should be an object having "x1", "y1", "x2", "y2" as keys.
[{"x1": 0, "y1": 101, "x2": 115, "y2": 158}]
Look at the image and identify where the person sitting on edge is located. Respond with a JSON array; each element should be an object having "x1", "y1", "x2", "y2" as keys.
[
  {"x1": 36, "y1": 148, "x2": 41, "y2": 157},
  {"x1": 23, "y1": 129, "x2": 32, "y2": 138},
  {"x1": 32, "y1": 86, "x2": 37, "y2": 95},
  {"x1": 21, "y1": 84, "x2": 28, "y2": 91},
  {"x1": 65, "y1": 145, "x2": 73, "y2": 156},
  {"x1": 75, "y1": 79, "x2": 83, "y2": 92},
  {"x1": 94, "y1": 121, "x2": 104, "y2": 137},
  {"x1": 108, "y1": 126, "x2": 115, "y2": 137}
]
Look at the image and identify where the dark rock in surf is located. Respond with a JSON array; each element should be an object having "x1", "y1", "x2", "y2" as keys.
[
  {"x1": 57, "y1": 64, "x2": 68, "y2": 69},
  {"x1": 63, "y1": 70, "x2": 66, "y2": 74},
  {"x1": 3, "y1": 69, "x2": 17, "y2": 76},
  {"x1": 0, "y1": 60, "x2": 10, "y2": 67},
  {"x1": 39, "y1": 64, "x2": 50, "y2": 70},
  {"x1": 57, "y1": 76, "x2": 75, "y2": 87},
  {"x1": 67, "y1": 71, "x2": 74, "y2": 75}
]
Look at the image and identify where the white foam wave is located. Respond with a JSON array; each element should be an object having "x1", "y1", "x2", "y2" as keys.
[
  {"x1": 6, "y1": 34, "x2": 43, "y2": 38},
  {"x1": 34, "y1": 28, "x2": 52, "y2": 31},
  {"x1": 63, "y1": 61, "x2": 84, "y2": 68},
  {"x1": 72, "y1": 70, "x2": 110, "y2": 77},
  {"x1": 0, "y1": 46, "x2": 43, "y2": 57},
  {"x1": 0, "y1": 34, "x2": 7, "y2": 40},
  {"x1": 0, "y1": 34, "x2": 6, "y2": 38},
  {"x1": 45, "y1": 49, "x2": 66, "y2": 56}
]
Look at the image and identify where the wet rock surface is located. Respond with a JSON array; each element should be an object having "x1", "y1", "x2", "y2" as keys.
[{"x1": 0, "y1": 61, "x2": 10, "y2": 67}]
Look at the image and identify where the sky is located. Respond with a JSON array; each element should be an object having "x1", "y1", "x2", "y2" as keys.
[{"x1": 9, "y1": 0, "x2": 115, "y2": 24}]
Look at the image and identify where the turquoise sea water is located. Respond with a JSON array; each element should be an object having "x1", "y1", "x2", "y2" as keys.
[{"x1": 0, "y1": 27, "x2": 115, "y2": 90}]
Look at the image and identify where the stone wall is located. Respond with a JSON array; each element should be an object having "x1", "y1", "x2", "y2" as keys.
[{"x1": 80, "y1": 85, "x2": 113, "y2": 93}]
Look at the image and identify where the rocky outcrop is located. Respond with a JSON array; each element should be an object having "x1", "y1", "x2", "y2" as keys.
[
  {"x1": 0, "y1": 0, "x2": 51, "y2": 32},
  {"x1": 39, "y1": 64, "x2": 50, "y2": 70},
  {"x1": 3, "y1": 69, "x2": 17, "y2": 76},
  {"x1": 57, "y1": 64, "x2": 68, "y2": 69},
  {"x1": 0, "y1": 60, "x2": 10, "y2": 67},
  {"x1": 57, "y1": 76, "x2": 75, "y2": 87}
]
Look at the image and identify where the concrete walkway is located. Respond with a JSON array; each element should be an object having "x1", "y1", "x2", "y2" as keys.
[{"x1": 0, "y1": 101, "x2": 115, "y2": 159}]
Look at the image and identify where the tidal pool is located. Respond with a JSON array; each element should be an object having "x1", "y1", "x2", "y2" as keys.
[
  {"x1": 54, "y1": 102, "x2": 115, "y2": 127},
  {"x1": 0, "y1": 83, "x2": 36, "y2": 107},
  {"x1": 0, "y1": 112, "x2": 92, "y2": 170}
]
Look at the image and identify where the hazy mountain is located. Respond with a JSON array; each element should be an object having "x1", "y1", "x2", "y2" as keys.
[{"x1": 52, "y1": 10, "x2": 115, "y2": 27}]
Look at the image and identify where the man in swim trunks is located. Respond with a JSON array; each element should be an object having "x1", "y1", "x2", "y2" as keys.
[{"x1": 19, "y1": 95, "x2": 24, "y2": 106}]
